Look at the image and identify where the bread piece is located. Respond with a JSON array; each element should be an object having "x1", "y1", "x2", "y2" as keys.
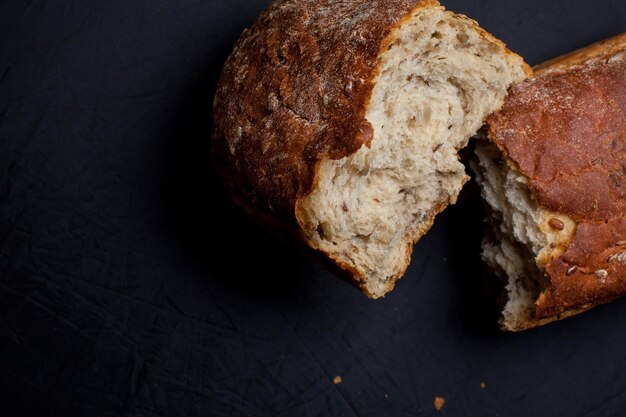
[
  {"x1": 473, "y1": 34, "x2": 626, "y2": 330},
  {"x1": 212, "y1": 0, "x2": 530, "y2": 298}
]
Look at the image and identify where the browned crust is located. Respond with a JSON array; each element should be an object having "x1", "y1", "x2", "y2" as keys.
[
  {"x1": 487, "y1": 33, "x2": 626, "y2": 327},
  {"x1": 212, "y1": 0, "x2": 529, "y2": 297},
  {"x1": 504, "y1": 308, "x2": 591, "y2": 332},
  {"x1": 539, "y1": 218, "x2": 626, "y2": 317},
  {"x1": 534, "y1": 33, "x2": 626, "y2": 75}
]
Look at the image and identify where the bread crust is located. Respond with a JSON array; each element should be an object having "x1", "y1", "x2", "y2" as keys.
[
  {"x1": 487, "y1": 34, "x2": 626, "y2": 325},
  {"x1": 212, "y1": 0, "x2": 530, "y2": 295}
]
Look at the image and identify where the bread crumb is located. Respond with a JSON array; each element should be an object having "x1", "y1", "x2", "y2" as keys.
[
  {"x1": 480, "y1": 382, "x2": 486, "y2": 389},
  {"x1": 333, "y1": 376, "x2": 343, "y2": 385},
  {"x1": 434, "y1": 397, "x2": 445, "y2": 411}
]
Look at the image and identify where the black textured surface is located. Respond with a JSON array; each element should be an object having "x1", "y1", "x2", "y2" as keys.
[{"x1": 1, "y1": 1, "x2": 625, "y2": 416}]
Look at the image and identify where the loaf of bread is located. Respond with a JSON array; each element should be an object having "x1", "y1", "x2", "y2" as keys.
[
  {"x1": 473, "y1": 34, "x2": 626, "y2": 330},
  {"x1": 212, "y1": 0, "x2": 530, "y2": 298}
]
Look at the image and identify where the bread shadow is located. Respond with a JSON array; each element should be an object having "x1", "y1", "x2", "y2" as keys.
[
  {"x1": 160, "y1": 58, "x2": 309, "y2": 298},
  {"x1": 441, "y1": 172, "x2": 503, "y2": 335}
]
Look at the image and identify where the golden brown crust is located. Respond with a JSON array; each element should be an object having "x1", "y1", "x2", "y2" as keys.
[
  {"x1": 506, "y1": 308, "x2": 591, "y2": 332},
  {"x1": 534, "y1": 33, "x2": 626, "y2": 75},
  {"x1": 539, "y1": 218, "x2": 626, "y2": 318},
  {"x1": 487, "y1": 34, "x2": 626, "y2": 322}
]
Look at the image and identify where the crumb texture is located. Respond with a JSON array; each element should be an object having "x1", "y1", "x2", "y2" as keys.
[
  {"x1": 472, "y1": 142, "x2": 574, "y2": 330},
  {"x1": 297, "y1": 7, "x2": 527, "y2": 297}
]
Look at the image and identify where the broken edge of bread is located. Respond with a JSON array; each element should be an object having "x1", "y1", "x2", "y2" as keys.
[
  {"x1": 472, "y1": 34, "x2": 626, "y2": 331},
  {"x1": 212, "y1": 0, "x2": 530, "y2": 298}
]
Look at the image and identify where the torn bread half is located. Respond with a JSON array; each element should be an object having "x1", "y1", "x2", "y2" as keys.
[
  {"x1": 212, "y1": 0, "x2": 530, "y2": 298},
  {"x1": 473, "y1": 33, "x2": 626, "y2": 330}
]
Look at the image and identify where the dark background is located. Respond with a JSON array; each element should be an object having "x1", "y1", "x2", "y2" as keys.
[{"x1": 1, "y1": 1, "x2": 625, "y2": 416}]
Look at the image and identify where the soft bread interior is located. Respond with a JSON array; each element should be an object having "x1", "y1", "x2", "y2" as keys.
[
  {"x1": 472, "y1": 141, "x2": 576, "y2": 330},
  {"x1": 296, "y1": 7, "x2": 528, "y2": 298}
]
